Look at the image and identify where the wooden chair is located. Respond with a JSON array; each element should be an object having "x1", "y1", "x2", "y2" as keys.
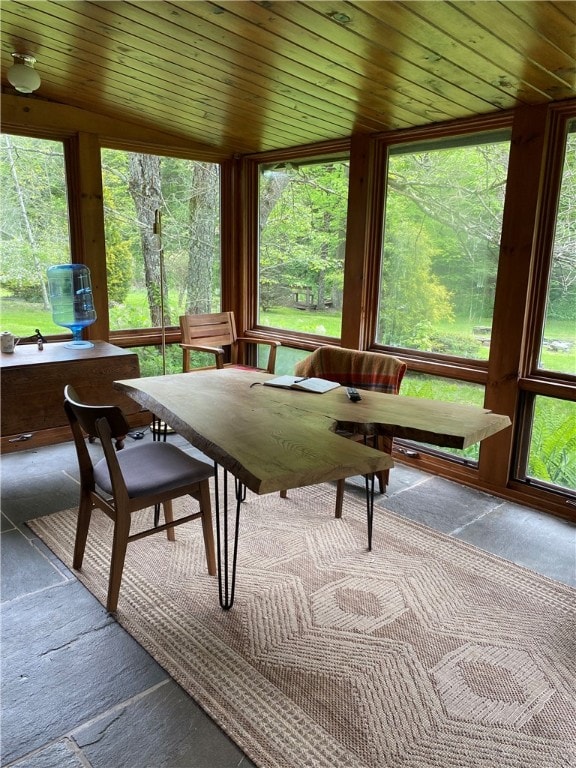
[
  {"x1": 284, "y1": 346, "x2": 407, "y2": 517},
  {"x1": 64, "y1": 385, "x2": 216, "y2": 612},
  {"x1": 180, "y1": 311, "x2": 279, "y2": 374}
]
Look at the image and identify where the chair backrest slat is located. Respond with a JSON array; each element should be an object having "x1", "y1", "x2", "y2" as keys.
[
  {"x1": 180, "y1": 311, "x2": 237, "y2": 348},
  {"x1": 94, "y1": 416, "x2": 130, "y2": 503},
  {"x1": 64, "y1": 384, "x2": 130, "y2": 439}
]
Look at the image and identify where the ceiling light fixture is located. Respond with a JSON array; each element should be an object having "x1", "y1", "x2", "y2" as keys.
[
  {"x1": 329, "y1": 11, "x2": 352, "y2": 24},
  {"x1": 7, "y1": 53, "x2": 41, "y2": 93}
]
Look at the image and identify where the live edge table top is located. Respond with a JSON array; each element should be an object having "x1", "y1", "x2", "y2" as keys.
[{"x1": 114, "y1": 369, "x2": 511, "y2": 497}]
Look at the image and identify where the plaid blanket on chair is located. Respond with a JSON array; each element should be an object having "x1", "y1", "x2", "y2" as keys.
[{"x1": 294, "y1": 346, "x2": 406, "y2": 393}]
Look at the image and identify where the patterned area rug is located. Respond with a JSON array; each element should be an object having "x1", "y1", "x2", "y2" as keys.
[{"x1": 30, "y1": 484, "x2": 576, "y2": 768}]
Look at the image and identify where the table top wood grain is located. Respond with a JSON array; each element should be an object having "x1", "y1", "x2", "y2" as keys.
[{"x1": 115, "y1": 369, "x2": 511, "y2": 495}]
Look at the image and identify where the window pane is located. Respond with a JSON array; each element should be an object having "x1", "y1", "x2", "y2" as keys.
[
  {"x1": 129, "y1": 345, "x2": 187, "y2": 378},
  {"x1": 377, "y1": 133, "x2": 510, "y2": 359},
  {"x1": 538, "y1": 120, "x2": 576, "y2": 376},
  {"x1": 260, "y1": 345, "x2": 310, "y2": 376},
  {"x1": 399, "y1": 373, "x2": 485, "y2": 462},
  {"x1": 526, "y1": 396, "x2": 576, "y2": 492},
  {"x1": 258, "y1": 159, "x2": 349, "y2": 338},
  {"x1": 101, "y1": 149, "x2": 221, "y2": 332},
  {"x1": 0, "y1": 135, "x2": 71, "y2": 338}
]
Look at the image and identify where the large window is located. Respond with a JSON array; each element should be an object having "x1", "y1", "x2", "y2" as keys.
[
  {"x1": 537, "y1": 119, "x2": 576, "y2": 377},
  {"x1": 521, "y1": 117, "x2": 576, "y2": 494},
  {"x1": 377, "y1": 132, "x2": 510, "y2": 360},
  {"x1": 373, "y1": 131, "x2": 512, "y2": 466},
  {"x1": 101, "y1": 149, "x2": 220, "y2": 375},
  {"x1": 0, "y1": 134, "x2": 71, "y2": 338},
  {"x1": 258, "y1": 158, "x2": 349, "y2": 338}
]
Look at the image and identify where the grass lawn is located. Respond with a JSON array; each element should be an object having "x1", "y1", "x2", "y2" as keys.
[
  {"x1": 260, "y1": 306, "x2": 342, "y2": 337},
  {"x1": 0, "y1": 296, "x2": 65, "y2": 338},
  {"x1": 2, "y1": 293, "x2": 574, "y2": 375}
]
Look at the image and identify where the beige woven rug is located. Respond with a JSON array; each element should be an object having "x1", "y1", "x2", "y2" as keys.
[{"x1": 30, "y1": 484, "x2": 576, "y2": 768}]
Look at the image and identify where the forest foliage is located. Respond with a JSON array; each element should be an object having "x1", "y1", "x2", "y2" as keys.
[{"x1": 2, "y1": 132, "x2": 575, "y2": 352}]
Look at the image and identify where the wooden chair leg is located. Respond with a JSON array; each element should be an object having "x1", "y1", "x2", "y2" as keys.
[
  {"x1": 73, "y1": 492, "x2": 93, "y2": 570},
  {"x1": 376, "y1": 468, "x2": 390, "y2": 494},
  {"x1": 335, "y1": 479, "x2": 345, "y2": 518},
  {"x1": 107, "y1": 514, "x2": 131, "y2": 612},
  {"x1": 198, "y1": 480, "x2": 216, "y2": 576},
  {"x1": 163, "y1": 499, "x2": 175, "y2": 541},
  {"x1": 376, "y1": 435, "x2": 392, "y2": 494}
]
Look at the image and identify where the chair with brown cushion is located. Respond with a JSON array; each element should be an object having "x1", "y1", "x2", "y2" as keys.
[
  {"x1": 64, "y1": 384, "x2": 216, "y2": 612},
  {"x1": 287, "y1": 346, "x2": 407, "y2": 517},
  {"x1": 180, "y1": 311, "x2": 279, "y2": 374}
]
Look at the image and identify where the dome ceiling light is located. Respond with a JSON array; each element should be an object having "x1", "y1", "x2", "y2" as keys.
[
  {"x1": 7, "y1": 52, "x2": 41, "y2": 93},
  {"x1": 329, "y1": 11, "x2": 352, "y2": 24}
]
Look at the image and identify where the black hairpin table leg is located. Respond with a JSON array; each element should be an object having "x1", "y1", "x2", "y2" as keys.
[
  {"x1": 235, "y1": 477, "x2": 247, "y2": 502},
  {"x1": 364, "y1": 471, "x2": 376, "y2": 551},
  {"x1": 214, "y1": 465, "x2": 243, "y2": 610},
  {"x1": 152, "y1": 414, "x2": 168, "y2": 528},
  {"x1": 363, "y1": 433, "x2": 378, "y2": 551}
]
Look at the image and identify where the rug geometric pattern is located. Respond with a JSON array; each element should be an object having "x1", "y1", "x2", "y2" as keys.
[{"x1": 30, "y1": 483, "x2": 576, "y2": 768}]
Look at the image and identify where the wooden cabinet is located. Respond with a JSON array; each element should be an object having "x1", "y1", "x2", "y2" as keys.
[{"x1": 1, "y1": 341, "x2": 144, "y2": 452}]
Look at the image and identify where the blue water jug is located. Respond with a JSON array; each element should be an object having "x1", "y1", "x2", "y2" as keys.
[{"x1": 47, "y1": 264, "x2": 97, "y2": 348}]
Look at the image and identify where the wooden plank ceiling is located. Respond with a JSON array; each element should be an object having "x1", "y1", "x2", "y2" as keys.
[{"x1": 2, "y1": 1, "x2": 575, "y2": 158}]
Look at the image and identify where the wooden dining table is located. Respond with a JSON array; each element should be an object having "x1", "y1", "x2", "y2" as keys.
[{"x1": 115, "y1": 368, "x2": 511, "y2": 608}]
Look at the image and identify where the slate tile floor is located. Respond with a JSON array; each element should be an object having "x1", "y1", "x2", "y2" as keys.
[{"x1": 2, "y1": 434, "x2": 575, "y2": 768}]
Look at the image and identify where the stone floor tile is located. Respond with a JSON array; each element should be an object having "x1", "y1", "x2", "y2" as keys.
[
  {"x1": 24, "y1": 533, "x2": 76, "y2": 579},
  {"x1": 1, "y1": 528, "x2": 67, "y2": 602},
  {"x1": 2, "y1": 512, "x2": 16, "y2": 532},
  {"x1": 0, "y1": 469, "x2": 80, "y2": 524},
  {"x1": 378, "y1": 474, "x2": 500, "y2": 533},
  {"x1": 1, "y1": 581, "x2": 167, "y2": 765},
  {"x1": 1, "y1": 443, "x2": 80, "y2": 475},
  {"x1": 72, "y1": 679, "x2": 254, "y2": 768},
  {"x1": 7, "y1": 740, "x2": 86, "y2": 768},
  {"x1": 455, "y1": 501, "x2": 576, "y2": 586}
]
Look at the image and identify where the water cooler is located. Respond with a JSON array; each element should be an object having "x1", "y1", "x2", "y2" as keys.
[{"x1": 47, "y1": 264, "x2": 97, "y2": 348}]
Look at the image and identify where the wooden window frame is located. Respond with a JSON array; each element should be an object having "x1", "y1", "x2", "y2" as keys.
[
  {"x1": 4, "y1": 95, "x2": 576, "y2": 520},
  {"x1": 239, "y1": 109, "x2": 576, "y2": 520},
  {"x1": 509, "y1": 104, "x2": 576, "y2": 510}
]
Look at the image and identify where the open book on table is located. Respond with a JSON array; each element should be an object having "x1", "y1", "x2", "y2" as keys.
[{"x1": 263, "y1": 375, "x2": 340, "y2": 394}]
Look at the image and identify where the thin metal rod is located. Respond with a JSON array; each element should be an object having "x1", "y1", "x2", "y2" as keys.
[
  {"x1": 363, "y1": 433, "x2": 378, "y2": 550},
  {"x1": 155, "y1": 209, "x2": 167, "y2": 377},
  {"x1": 365, "y1": 471, "x2": 375, "y2": 551},
  {"x1": 152, "y1": 410, "x2": 167, "y2": 527},
  {"x1": 214, "y1": 464, "x2": 242, "y2": 610},
  {"x1": 235, "y1": 477, "x2": 247, "y2": 502}
]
